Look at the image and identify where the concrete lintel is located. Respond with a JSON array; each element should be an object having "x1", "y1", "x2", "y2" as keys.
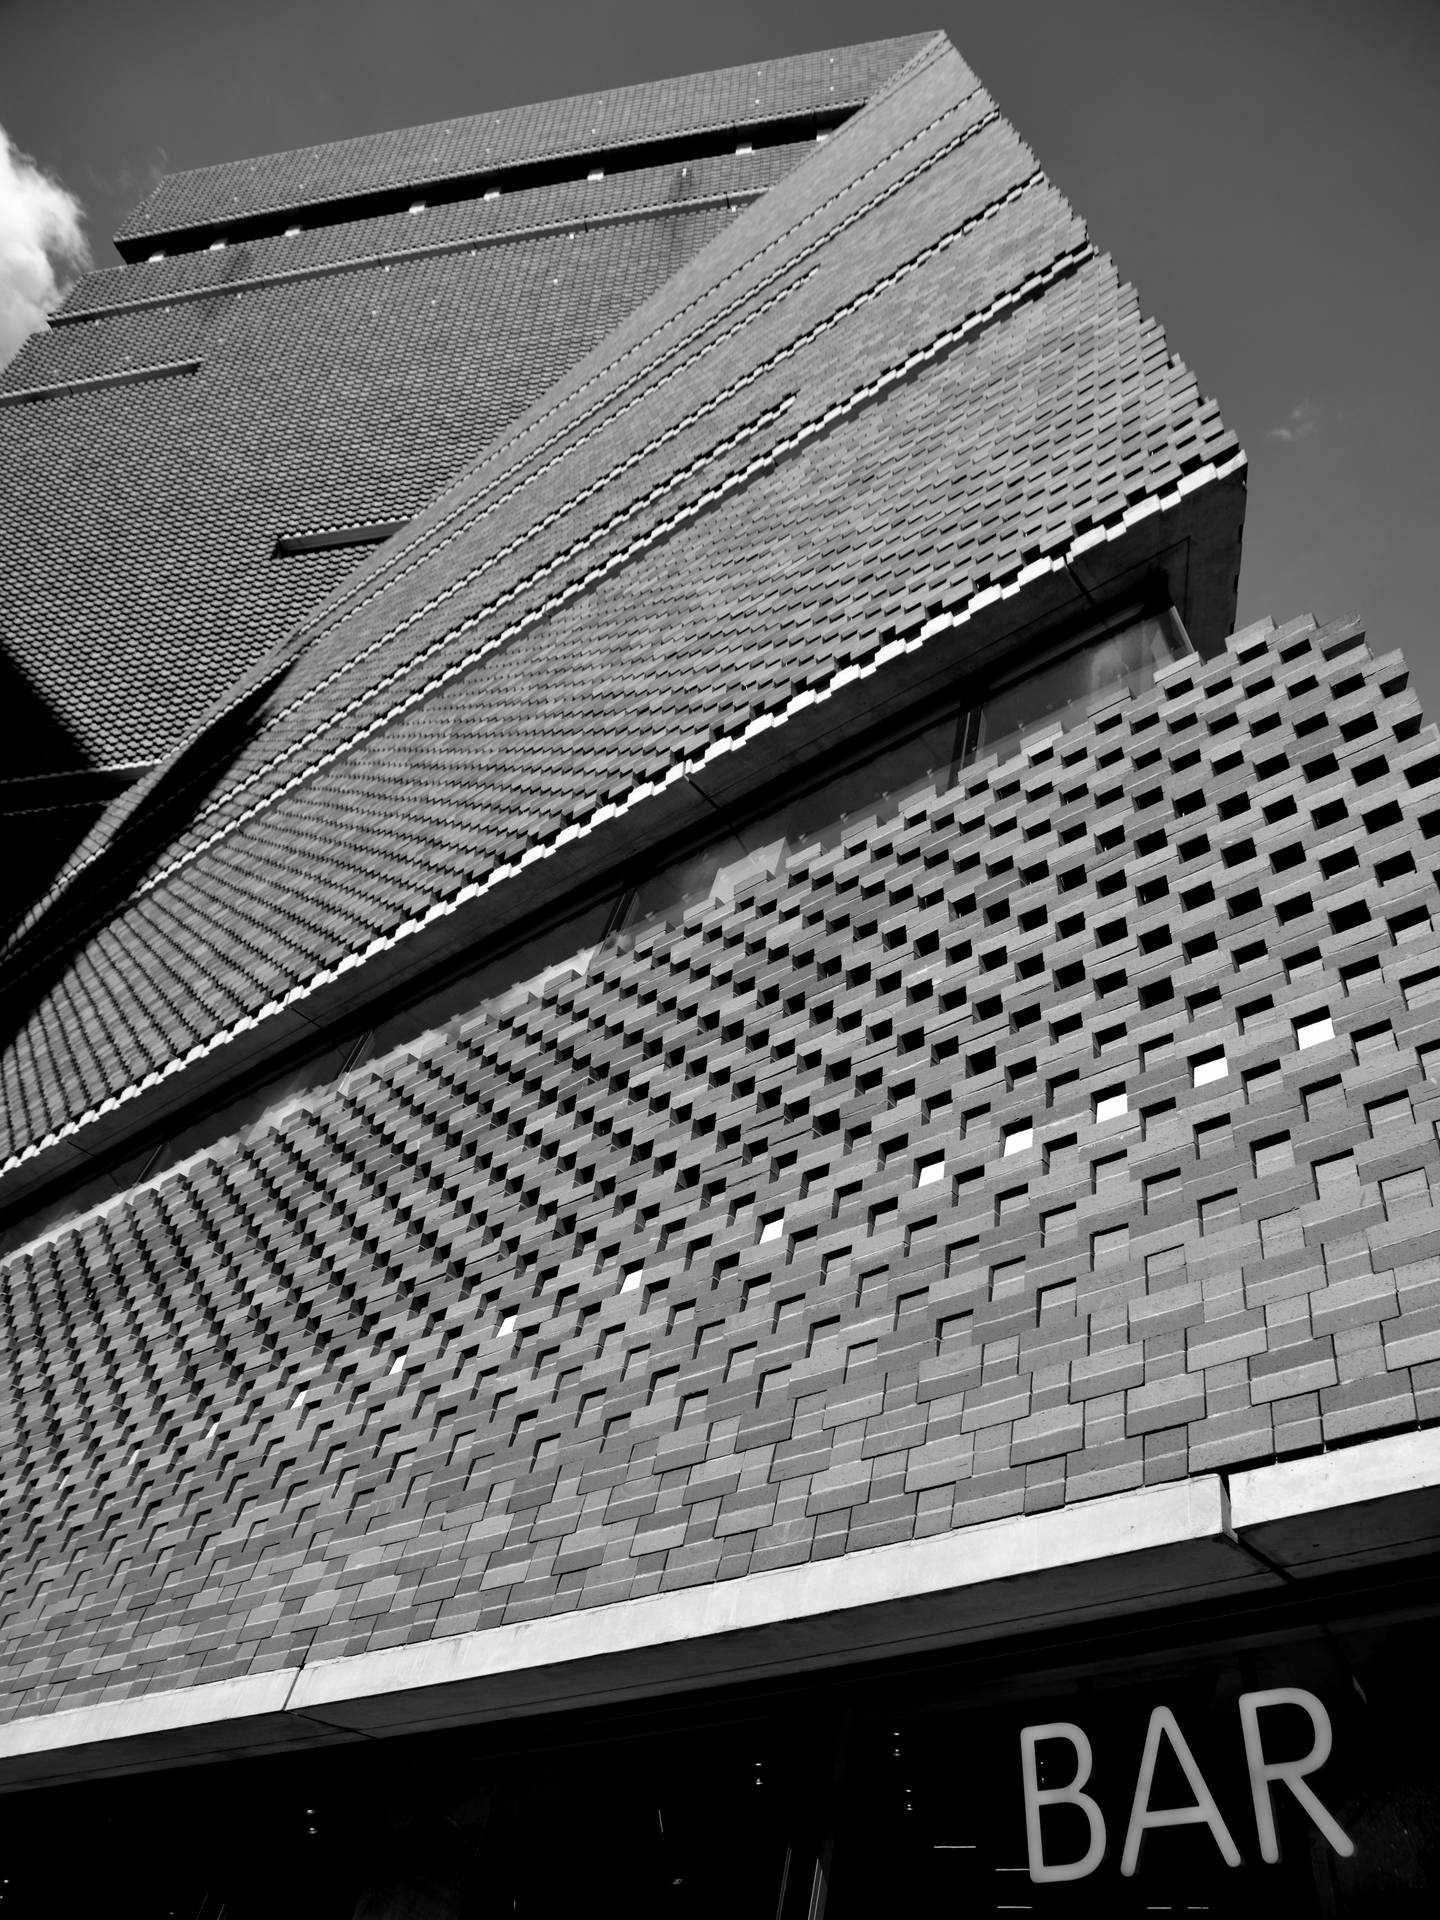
[
  {"x1": 291, "y1": 1475, "x2": 1247, "y2": 1730},
  {"x1": 0, "y1": 1669, "x2": 328, "y2": 1791},
  {"x1": 1231, "y1": 1428, "x2": 1440, "y2": 1578},
  {"x1": 0, "y1": 1476, "x2": 1257, "y2": 1790}
]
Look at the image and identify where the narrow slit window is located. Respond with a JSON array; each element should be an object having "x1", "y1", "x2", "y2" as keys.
[{"x1": 273, "y1": 519, "x2": 409, "y2": 557}]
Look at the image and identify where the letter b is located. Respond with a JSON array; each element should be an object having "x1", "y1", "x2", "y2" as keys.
[{"x1": 1021, "y1": 1722, "x2": 1107, "y2": 1883}]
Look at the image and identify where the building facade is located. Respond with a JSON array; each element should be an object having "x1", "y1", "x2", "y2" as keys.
[{"x1": 1, "y1": 32, "x2": 1438, "y2": 1916}]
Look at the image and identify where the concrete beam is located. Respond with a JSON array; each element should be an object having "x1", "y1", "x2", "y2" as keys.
[
  {"x1": 10, "y1": 1428, "x2": 1436, "y2": 1795},
  {"x1": 1230, "y1": 1427, "x2": 1440, "y2": 1579},
  {"x1": 8, "y1": 1436, "x2": 1440, "y2": 1789},
  {"x1": 0, "y1": 1474, "x2": 1261, "y2": 1790}
]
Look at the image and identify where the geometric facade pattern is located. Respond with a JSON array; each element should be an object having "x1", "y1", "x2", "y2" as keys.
[{"x1": 6, "y1": 610, "x2": 1439, "y2": 1728}]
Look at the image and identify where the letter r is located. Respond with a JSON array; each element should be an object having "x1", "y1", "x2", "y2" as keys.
[
  {"x1": 1238, "y1": 1688, "x2": 1355, "y2": 1864},
  {"x1": 1020, "y1": 1722, "x2": 1106, "y2": 1883}
]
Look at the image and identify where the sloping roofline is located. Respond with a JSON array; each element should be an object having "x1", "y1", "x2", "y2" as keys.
[{"x1": 115, "y1": 35, "x2": 935, "y2": 254}]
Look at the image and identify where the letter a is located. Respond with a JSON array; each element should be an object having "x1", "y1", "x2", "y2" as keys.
[
  {"x1": 1121, "y1": 1705, "x2": 1242, "y2": 1877},
  {"x1": 1239, "y1": 1688, "x2": 1354, "y2": 1863},
  {"x1": 1020, "y1": 1722, "x2": 1106, "y2": 1883}
]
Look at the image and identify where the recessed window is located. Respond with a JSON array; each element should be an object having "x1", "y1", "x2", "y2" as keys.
[
  {"x1": 273, "y1": 519, "x2": 409, "y2": 557},
  {"x1": 967, "y1": 609, "x2": 1191, "y2": 766},
  {"x1": 1092, "y1": 1225, "x2": 1130, "y2": 1267},
  {"x1": 1368, "y1": 1093, "x2": 1413, "y2": 1133},
  {"x1": 1191, "y1": 1049, "x2": 1227, "y2": 1087},
  {"x1": 1095, "y1": 1088, "x2": 1128, "y2": 1123},
  {"x1": 1252, "y1": 1134, "x2": 1295, "y2": 1177},
  {"x1": 1381, "y1": 1168, "x2": 1430, "y2": 1218},
  {"x1": 1041, "y1": 1204, "x2": 1076, "y2": 1245},
  {"x1": 844, "y1": 1340, "x2": 878, "y2": 1381},
  {"x1": 991, "y1": 1257, "x2": 1026, "y2": 1298},
  {"x1": 1295, "y1": 1012, "x2": 1336, "y2": 1050}
]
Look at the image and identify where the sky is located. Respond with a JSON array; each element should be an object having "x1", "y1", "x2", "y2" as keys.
[{"x1": 2, "y1": 0, "x2": 1437, "y2": 708}]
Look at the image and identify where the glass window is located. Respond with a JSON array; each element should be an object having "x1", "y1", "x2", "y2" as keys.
[{"x1": 968, "y1": 609, "x2": 1191, "y2": 765}]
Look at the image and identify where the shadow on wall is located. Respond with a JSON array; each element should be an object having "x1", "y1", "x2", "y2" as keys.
[
  {"x1": 0, "y1": 647, "x2": 121, "y2": 941},
  {"x1": 0, "y1": 648, "x2": 93, "y2": 780},
  {"x1": 0, "y1": 668, "x2": 281, "y2": 1051}
]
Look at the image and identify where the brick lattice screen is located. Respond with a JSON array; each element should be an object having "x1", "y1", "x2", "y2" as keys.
[{"x1": 4, "y1": 611, "x2": 1439, "y2": 1724}]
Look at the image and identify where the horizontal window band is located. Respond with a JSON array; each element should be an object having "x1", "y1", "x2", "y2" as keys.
[
  {"x1": 55, "y1": 186, "x2": 770, "y2": 326},
  {"x1": 113, "y1": 103, "x2": 854, "y2": 260},
  {"x1": 0, "y1": 795, "x2": 116, "y2": 818},
  {"x1": 0, "y1": 762, "x2": 151, "y2": 793},
  {"x1": 0, "y1": 359, "x2": 200, "y2": 407},
  {"x1": 273, "y1": 521, "x2": 410, "y2": 557},
  {"x1": 0, "y1": 767, "x2": 149, "y2": 816}
]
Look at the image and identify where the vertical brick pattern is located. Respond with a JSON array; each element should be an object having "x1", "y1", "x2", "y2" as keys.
[{"x1": 3, "y1": 613, "x2": 1439, "y2": 1724}]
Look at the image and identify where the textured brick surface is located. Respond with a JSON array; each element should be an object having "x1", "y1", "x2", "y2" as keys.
[
  {"x1": 0, "y1": 42, "x2": 1237, "y2": 1169},
  {"x1": 0, "y1": 154, "x2": 791, "y2": 775},
  {"x1": 3, "y1": 612, "x2": 1440, "y2": 1725}
]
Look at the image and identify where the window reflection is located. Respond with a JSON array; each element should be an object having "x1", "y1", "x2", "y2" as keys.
[
  {"x1": 614, "y1": 608, "x2": 1191, "y2": 948},
  {"x1": 970, "y1": 610, "x2": 1188, "y2": 764}
]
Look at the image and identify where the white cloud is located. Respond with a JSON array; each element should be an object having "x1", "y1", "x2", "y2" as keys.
[
  {"x1": 1266, "y1": 398, "x2": 1321, "y2": 444},
  {"x1": 0, "y1": 125, "x2": 89, "y2": 372}
]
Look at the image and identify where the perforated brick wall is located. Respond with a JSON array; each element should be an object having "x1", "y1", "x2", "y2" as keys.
[{"x1": 4, "y1": 611, "x2": 1439, "y2": 1726}]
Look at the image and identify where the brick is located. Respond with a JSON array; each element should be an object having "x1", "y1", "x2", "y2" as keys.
[
  {"x1": 1320, "y1": 1372, "x2": 1417, "y2": 1443},
  {"x1": 1070, "y1": 1344, "x2": 1146, "y2": 1399},
  {"x1": 903, "y1": 1429, "x2": 976, "y2": 1493},
  {"x1": 804, "y1": 1462, "x2": 873, "y2": 1517},
  {"x1": 1383, "y1": 1306, "x2": 1440, "y2": 1370},
  {"x1": 1125, "y1": 1372, "x2": 1206, "y2": 1436},
  {"x1": 1309, "y1": 1272, "x2": 1399, "y2": 1337},
  {"x1": 1010, "y1": 1402, "x2": 1085, "y2": 1464}
]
